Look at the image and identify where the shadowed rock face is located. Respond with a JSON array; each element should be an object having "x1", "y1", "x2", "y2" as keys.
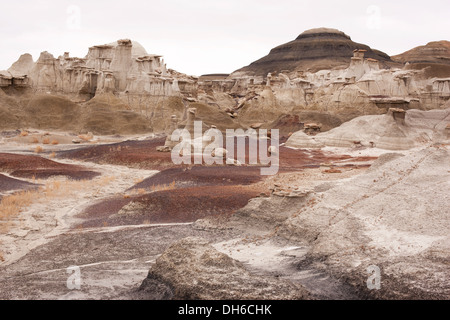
[{"x1": 233, "y1": 28, "x2": 393, "y2": 76}]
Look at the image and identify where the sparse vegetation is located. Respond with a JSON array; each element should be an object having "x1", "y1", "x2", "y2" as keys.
[
  {"x1": 0, "y1": 179, "x2": 92, "y2": 225},
  {"x1": 0, "y1": 175, "x2": 110, "y2": 263},
  {"x1": 97, "y1": 176, "x2": 116, "y2": 186},
  {"x1": 30, "y1": 137, "x2": 39, "y2": 144},
  {"x1": 34, "y1": 146, "x2": 44, "y2": 153},
  {"x1": 78, "y1": 133, "x2": 94, "y2": 142},
  {"x1": 131, "y1": 181, "x2": 177, "y2": 195},
  {"x1": 151, "y1": 181, "x2": 176, "y2": 192},
  {"x1": 51, "y1": 140, "x2": 59, "y2": 145},
  {"x1": 20, "y1": 131, "x2": 29, "y2": 137},
  {"x1": 0, "y1": 190, "x2": 38, "y2": 221},
  {"x1": 42, "y1": 138, "x2": 50, "y2": 145}
]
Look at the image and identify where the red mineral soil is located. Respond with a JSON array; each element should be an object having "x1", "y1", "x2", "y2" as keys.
[
  {"x1": 58, "y1": 136, "x2": 375, "y2": 171},
  {"x1": 0, "y1": 153, "x2": 100, "y2": 180},
  {"x1": 60, "y1": 137, "x2": 377, "y2": 228},
  {"x1": 0, "y1": 173, "x2": 39, "y2": 193},
  {"x1": 279, "y1": 147, "x2": 377, "y2": 171},
  {"x1": 130, "y1": 166, "x2": 264, "y2": 190},
  {"x1": 57, "y1": 137, "x2": 176, "y2": 170},
  {"x1": 76, "y1": 196, "x2": 133, "y2": 226},
  {"x1": 77, "y1": 185, "x2": 263, "y2": 228}
]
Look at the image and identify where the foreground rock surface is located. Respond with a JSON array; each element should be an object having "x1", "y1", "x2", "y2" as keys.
[{"x1": 139, "y1": 237, "x2": 310, "y2": 300}]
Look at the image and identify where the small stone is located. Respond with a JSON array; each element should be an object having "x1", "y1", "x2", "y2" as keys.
[
  {"x1": 250, "y1": 123, "x2": 263, "y2": 129},
  {"x1": 156, "y1": 146, "x2": 171, "y2": 152},
  {"x1": 211, "y1": 147, "x2": 228, "y2": 159}
]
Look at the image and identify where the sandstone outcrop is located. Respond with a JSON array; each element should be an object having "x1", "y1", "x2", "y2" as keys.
[
  {"x1": 0, "y1": 53, "x2": 33, "y2": 88},
  {"x1": 7, "y1": 53, "x2": 34, "y2": 78},
  {"x1": 22, "y1": 40, "x2": 197, "y2": 100},
  {"x1": 286, "y1": 108, "x2": 450, "y2": 150},
  {"x1": 2, "y1": 39, "x2": 198, "y2": 114}
]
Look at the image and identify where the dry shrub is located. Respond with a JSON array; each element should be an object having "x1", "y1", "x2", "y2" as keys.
[
  {"x1": 49, "y1": 152, "x2": 56, "y2": 159},
  {"x1": 48, "y1": 180, "x2": 61, "y2": 191},
  {"x1": 34, "y1": 146, "x2": 44, "y2": 153},
  {"x1": 97, "y1": 176, "x2": 116, "y2": 186},
  {"x1": 30, "y1": 137, "x2": 39, "y2": 144},
  {"x1": 39, "y1": 180, "x2": 90, "y2": 199},
  {"x1": 42, "y1": 138, "x2": 50, "y2": 145},
  {"x1": 0, "y1": 178, "x2": 96, "y2": 238},
  {"x1": 323, "y1": 168, "x2": 342, "y2": 174},
  {"x1": 0, "y1": 190, "x2": 37, "y2": 220},
  {"x1": 51, "y1": 140, "x2": 59, "y2": 145},
  {"x1": 78, "y1": 135, "x2": 91, "y2": 142},
  {"x1": 149, "y1": 181, "x2": 176, "y2": 193},
  {"x1": 78, "y1": 132, "x2": 94, "y2": 142},
  {"x1": 41, "y1": 180, "x2": 78, "y2": 198},
  {"x1": 20, "y1": 131, "x2": 29, "y2": 137}
]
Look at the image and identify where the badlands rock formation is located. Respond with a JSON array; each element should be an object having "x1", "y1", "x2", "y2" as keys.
[
  {"x1": 232, "y1": 28, "x2": 394, "y2": 76},
  {"x1": 139, "y1": 237, "x2": 309, "y2": 300},
  {"x1": 6, "y1": 54, "x2": 34, "y2": 79},
  {"x1": 286, "y1": 108, "x2": 450, "y2": 150},
  {"x1": 0, "y1": 39, "x2": 202, "y2": 134},
  {"x1": 10, "y1": 39, "x2": 197, "y2": 100},
  {"x1": 198, "y1": 30, "x2": 450, "y2": 130},
  {"x1": 0, "y1": 39, "x2": 237, "y2": 134},
  {"x1": 191, "y1": 145, "x2": 450, "y2": 299},
  {"x1": 392, "y1": 41, "x2": 450, "y2": 77},
  {"x1": 1, "y1": 30, "x2": 449, "y2": 136},
  {"x1": 279, "y1": 146, "x2": 450, "y2": 299}
]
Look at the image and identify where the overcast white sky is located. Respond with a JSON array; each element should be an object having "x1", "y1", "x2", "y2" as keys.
[{"x1": 1, "y1": 0, "x2": 449, "y2": 76}]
